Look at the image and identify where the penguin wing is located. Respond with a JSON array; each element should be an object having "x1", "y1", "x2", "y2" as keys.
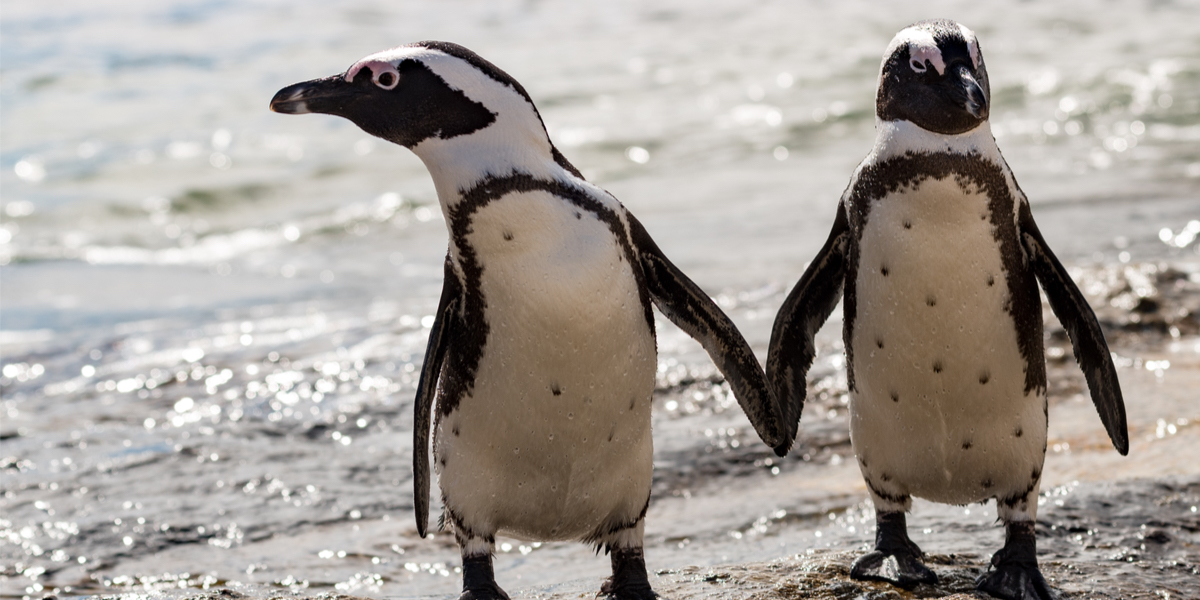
[
  {"x1": 1018, "y1": 201, "x2": 1129, "y2": 455},
  {"x1": 413, "y1": 255, "x2": 463, "y2": 537},
  {"x1": 625, "y1": 213, "x2": 789, "y2": 454},
  {"x1": 766, "y1": 202, "x2": 850, "y2": 449}
]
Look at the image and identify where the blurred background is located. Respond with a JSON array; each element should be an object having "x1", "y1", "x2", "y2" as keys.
[{"x1": 2, "y1": 0, "x2": 1198, "y2": 598}]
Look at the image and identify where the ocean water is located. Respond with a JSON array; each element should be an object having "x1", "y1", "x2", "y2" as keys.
[{"x1": 1, "y1": 0, "x2": 1198, "y2": 598}]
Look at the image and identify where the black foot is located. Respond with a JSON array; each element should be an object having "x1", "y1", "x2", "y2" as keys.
[
  {"x1": 850, "y1": 510, "x2": 937, "y2": 590},
  {"x1": 599, "y1": 546, "x2": 659, "y2": 600},
  {"x1": 460, "y1": 554, "x2": 510, "y2": 600},
  {"x1": 976, "y1": 521, "x2": 1055, "y2": 600},
  {"x1": 460, "y1": 589, "x2": 508, "y2": 600}
]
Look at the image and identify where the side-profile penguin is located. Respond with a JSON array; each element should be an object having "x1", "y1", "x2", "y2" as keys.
[
  {"x1": 271, "y1": 42, "x2": 789, "y2": 599},
  {"x1": 766, "y1": 20, "x2": 1127, "y2": 600}
]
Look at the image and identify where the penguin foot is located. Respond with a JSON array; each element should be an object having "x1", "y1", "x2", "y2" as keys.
[
  {"x1": 460, "y1": 554, "x2": 510, "y2": 600},
  {"x1": 850, "y1": 510, "x2": 937, "y2": 589},
  {"x1": 459, "y1": 586, "x2": 510, "y2": 600},
  {"x1": 975, "y1": 564, "x2": 1054, "y2": 600},
  {"x1": 850, "y1": 549, "x2": 937, "y2": 589},
  {"x1": 598, "y1": 578, "x2": 658, "y2": 600},
  {"x1": 975, "y1": 520, "x2": 1055, "y2": 600},
  {"x1": 599, "y1": 547, "x2": 660, "y2": 600}
]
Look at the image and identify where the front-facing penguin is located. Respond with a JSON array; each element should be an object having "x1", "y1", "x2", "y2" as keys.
[
  {"x1": 766, "y1": 20, "x2": 1127, "y2": 600},
  {"x1": 271, "y1": 42, "x2": 789, "y2": 600}
]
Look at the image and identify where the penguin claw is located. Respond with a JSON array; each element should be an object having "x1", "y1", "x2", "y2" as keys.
[
  {"x1": 598, "y1": 578, "x2": 659, "y2": 600},
  {"x1": 976, "y1": 562, "x2": 1055, "y2": 600},
  {"x1": 850, "y1": 549, "x2": 938, "y2": 589},
  {"x1": 459, "y1": 584, "x2": 510, "y2": 600}
]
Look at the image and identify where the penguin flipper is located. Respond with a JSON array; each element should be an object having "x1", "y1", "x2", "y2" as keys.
[
  {"x1": 766, "y1": 203, "x2": 849, "y2": 450},
  {"x1": 625, "y1": 213, "x2": 788, "y2": 454},
  {"x1": 1018, "y1": 202, "x2": 1128, "y2": 455},
  {"x1": 414, "y1": 256, "x2": 463, "y2": 537}
]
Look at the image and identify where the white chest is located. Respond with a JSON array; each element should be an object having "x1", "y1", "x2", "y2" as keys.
[
  {"x1": 435, "y1": 190, "x2": 657, "y2": 540},
  {"x1": 848, "y1": 175, "x2": 1046, "y2": 503}
]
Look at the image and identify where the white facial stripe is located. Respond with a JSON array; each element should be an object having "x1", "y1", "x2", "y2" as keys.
[
  {"x1": 344, "y1": 45, "x2": 535, "y2": 116},
  {"x1": 415, "y1": 51, "x2": 559, "y2": 198},
  {"x1": 883, "y1": 26, "x2": 945, "y2": 76},
  {"x1": 959, "y1": 23, "x2": 981, "y2": 69},
  {"x1": 345, "y1": 45, "x2": 428, "y2": 83},
  {"x1": 346, "y1": 59, "x2": 400, "y2": 88},
  {"x1": 341, "y1": 44, "x2": 561, "y2": 201}
]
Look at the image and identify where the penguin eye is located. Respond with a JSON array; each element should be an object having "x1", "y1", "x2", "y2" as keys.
[
  {"x1": 373, "y1": 70, "x2": 398, "y2": 90},
  {"x1": 910, "y1": 59, "x2": 928, "y2": 74}
]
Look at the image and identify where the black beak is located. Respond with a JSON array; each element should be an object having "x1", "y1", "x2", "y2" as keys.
[
  {"x1": 952, "y1": 64, "x2": 988, "y2": 120},
  {"x1": 270, "y1": 75, "x2": 358, "y2": 115}
]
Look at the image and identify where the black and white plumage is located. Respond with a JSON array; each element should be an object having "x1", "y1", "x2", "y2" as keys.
[
  {"x1": 271, "y1": 41, "x2": 788, "y2": 600},
  {"x1": 767, "y1": 20, "x2": 1127, "y2": 600}
]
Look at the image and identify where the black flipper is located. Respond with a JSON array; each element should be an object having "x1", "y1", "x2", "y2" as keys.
[
  {"x1": 766, "y1": 202, "x2": 850, "y2": 450},
  {"x1": 414, "y1": 255, "x2": 463, "y2": 537},
  {"x1": 625, "y1": 213, "x2": 787, "y2": 454},
  {"x1": 1017, "y1": 201, "x2": 1128, "y2": 455}
]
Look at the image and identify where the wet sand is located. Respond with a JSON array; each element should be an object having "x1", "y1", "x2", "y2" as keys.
[{"x1": 100, "y1": 473, "x2": 1200, "y2": 599}]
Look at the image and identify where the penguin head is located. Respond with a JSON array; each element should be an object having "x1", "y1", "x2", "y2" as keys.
[
  {"x1": 271, "y1": 41, "x2": 578, "y2": 188},
  {"x1": 876, "y1": 20, "x2": 989, "y2": 135}
]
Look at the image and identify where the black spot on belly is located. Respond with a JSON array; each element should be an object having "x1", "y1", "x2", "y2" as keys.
[
  {"x1": 840, "y1": 151, "x2": 1047, "y2": 401},
  {"x1": 440, "y1": 458, "x2": 447, "y2": 468},
  {"x1": 453, "y1": 426, "x2": 460, "y2": 436},
  {"x1": 926, "y1": 294, "x2": 937, "y2": 307},
  {"x1": 551, "y1": 383, "x2": 562, "y2": 396},
  {"x1": 933, "y1": 360, "x2": 944, "y2": 374},
  {"x1": 979, "y1": 370, "x2": 991, "y2": 385},
  {"x1": 890, "y1": 391, "x2": 899, "y2": 403},
  {"x1": 575, "y1": 211, "x2": 582, "y2": 219},
  {"x1": 987, "y1": 274, "x2": 995, "y2": 287},
  {"x1": 629, "y1": 397, "x2": 636, "y2": 410},
  {"x1": 503, "y1": 231, "x2": 513, "y2": 241},
  {"x1": 880, "y1": 472, "x2": 892, "y2": 482},
  {"x1": 876, "y1": 337, "x2": 884, "y2": 349},
  {"x1": 981, "y1": 477, "x2": 994, "y2": 489},
  {"x1": 858, "y1": 455, "x2": 869, "y2": 468},
  {"x1": 962, "y1": 440, "x2": 973, "y2": 450},
  {"x1": 1014, "y1": 426, "x2": 1023, "y2": 438},
  {"x1": 608, "y1": 426, "x2": 615, "y2": 442},
  {"x1": 903, "y1": 219, "x2": 912, "y2": 229},
  {"x1": 881, "y1": 265, "x2": 889, "y2": 276}
]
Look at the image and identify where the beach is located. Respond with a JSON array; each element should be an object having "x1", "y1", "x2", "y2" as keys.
[{"x1": 2, "y1": 1, "x2": 1199, "y2": 598}]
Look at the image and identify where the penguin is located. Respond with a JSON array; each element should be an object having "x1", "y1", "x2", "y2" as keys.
[
  {"x1": 766, "y1": 20, "x2": 1127, "y2": 600},
  {"x1": 270, "y1": 41, "x2": 789, "y2": 600}
]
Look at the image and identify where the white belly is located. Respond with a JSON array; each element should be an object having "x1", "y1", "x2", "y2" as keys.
[
  {"x1": 848, "y1": 176, "x2": 1046, "y2": 505},
  {"x1": 435, "y1": 190, "x2": 656, "y2": 541}
]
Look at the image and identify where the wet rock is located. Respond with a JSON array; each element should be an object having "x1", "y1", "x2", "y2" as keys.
[{"x1": 1063, "y1": 262, "x2": 1200, "y2": 339}]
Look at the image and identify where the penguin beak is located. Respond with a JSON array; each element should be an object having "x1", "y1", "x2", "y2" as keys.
[
  {"x1": 951, "y1": 64, "x2": 988, "y2": 120},
  {"x1": 270, "y1": 75, "x2": 360, "y2": 116}
]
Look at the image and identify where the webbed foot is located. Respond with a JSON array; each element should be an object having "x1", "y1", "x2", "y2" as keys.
[
  {"x1": 599, "y1": 546, "x2": 660, "y2": 599},
  {"x1": 976, "y1": 520, "x2": 1055, "y2": 600},
  {"x1": 460, "y1": 554, "x2": 510, "y2": 600},
  {"x1": 849, "y1": 510, "x2": 937, "y2": 589},
  {"x1": 460, "y1": 587, "x2": 509, "y2": 600}
]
